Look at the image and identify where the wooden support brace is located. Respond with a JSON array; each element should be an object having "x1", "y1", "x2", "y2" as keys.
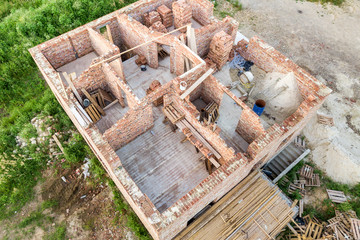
[
  {"x1": 180, "y1": 68, "x2": 214, "y2": 99},
  {"x1": 81, "y1": 88, "x2": 106, "y2": 116}
]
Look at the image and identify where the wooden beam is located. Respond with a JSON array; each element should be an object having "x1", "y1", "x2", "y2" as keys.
[
  {"x1": 106, "y1": 24, "x2": 114, "y2": 44},
  {"x1": 90, "y1": 24, "x2": 191, "y2": 68},
  {"x1": 81, "y1": 88, "x2": 106, "y2": 116},
  {"x1": 103, "y1": 99, "x2": 119, "y2": 110},
  {"x1": 62, "y1": 72, "x2": 82, "y2": 103},
  {"x1": 52, "y1": 135, "x2": 65, "y2": 154},
  {"x1": 180, "y1": 68, "x2": 214, "y2": 99}
]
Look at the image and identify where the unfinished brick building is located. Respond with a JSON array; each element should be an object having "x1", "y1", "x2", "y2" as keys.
[{"x1": 29, "y1": 0, "x2": 331, "y2": 239}]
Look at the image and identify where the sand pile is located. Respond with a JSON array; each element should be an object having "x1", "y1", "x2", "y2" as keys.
[{"x1": 252, "y1": 72, "x2": 303, "y2": 122}]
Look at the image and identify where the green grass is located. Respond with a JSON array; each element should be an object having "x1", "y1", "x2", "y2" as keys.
[
  {"x1": 44, "y1": 223, "x2": 67, "y2": 240},
  {"x1": 225, "y1": 0, "x2": 242, "y2": 11},
  {"x1": 219, "y1": 11, "x2": 233, "y2": 18},
  {"x1": 306, "y1": 0, "x2": 345, "y2": 6}
]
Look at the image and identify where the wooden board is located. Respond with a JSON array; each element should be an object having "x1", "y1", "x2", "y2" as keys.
[
  {"x1": 351, "y1": 218, "x2": 360, "y2": 240},
  {"x1": 326, "y1": 189, "x2": 347, "y2": 203},
  {"x1": 180, "y1": 68, "x2": 214, "y2": 100},
  {"x1": 163, "y1": 102, "x2": 185, "y2": 124},
  {"x1": 175, "y1": 171, "x2": 298, "y2": 240}
]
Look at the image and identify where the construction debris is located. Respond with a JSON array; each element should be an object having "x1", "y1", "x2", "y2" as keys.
[
  {"x1": 317, "y1": 113, "x2": 334, "y2": 126},
  {"x1": 299, "y1": 164, "x2": 314, "y2": 179}
]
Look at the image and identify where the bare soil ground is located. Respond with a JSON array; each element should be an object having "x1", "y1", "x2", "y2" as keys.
[
  {"x1": 215, "y1": 0, "x2": 360, "y2": 184},
  {"x1": 0, "y1": 165, "x2": 130, "y2": 240}
]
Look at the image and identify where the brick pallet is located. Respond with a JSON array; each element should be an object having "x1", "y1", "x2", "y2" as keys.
[
  {"x1": 207, "y1": 31, "x2": 233, "y2": 70},
  {"x1": 143, "y1": 11, "x2": 162, "y2": 27},
  {"x1": 172, "y1": 0, "x2": 192, "y2": 32},
  {"x1": 150, "y1": 21, "x2": 167, "y2": 33},
  {"x1": 157, "y1": 5, "x2": 173, "y2": 28}
]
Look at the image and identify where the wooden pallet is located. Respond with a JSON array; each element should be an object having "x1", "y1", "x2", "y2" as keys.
[
  {"x1": 288, "y1": 183, "x2": 306, "y2": 197},
  {"x1": 317, "y1": 113, "x2": 334, "y2": 126},
  {"x1": 85, "y1": 104, "x2": 101, "y2": 123},
  {"x1": 299, "y1": 165, "x2": 314, "y2": 179},
  {"x1": 351, "y1": 218, "x2": 360, "y2": 240},
  {"x1": 326, "y1": 189, "x2": 347, "y2": 203},
  {"x1": 304, "y1": 219, "x2": 324, "y2": 239},
  {"x1": 163, "y1": 102, "x2": 185, "y2": 124},
  {"x1": 305, "y1": 174, "x2": 321, "y2": 187}
]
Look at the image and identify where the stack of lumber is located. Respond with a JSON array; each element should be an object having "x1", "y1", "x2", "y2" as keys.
[
  {"x1": 207, "y1": 31, "x2": 233, "y2": 70},
  {"x1": 143, "y1": 11, "x2": 162, "y2": 27},
  {"x1": 157, "y1": 5, "x2": 173, "y2": 28},
  {"x1": 175, "y1": 171, "x2": 298, "y2": 240},
  {"x1": 172, "y1": 0, "x2": 192, "y2": 32},
  {"x1": 163, "y1": 102, "x2": 185, "y2": 124},
  {"x1": 201, "y1": 101, "x2": 219, "y2": 125},
  {"x1": 150, "y1": 21, "x2": 167, "y2": 33},
  {"x1": 81, "y1": 88, "x2": 112, "y2": 123}
]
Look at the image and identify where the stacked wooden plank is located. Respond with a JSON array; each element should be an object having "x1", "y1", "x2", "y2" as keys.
[
  {"x1": 351, "y1": 218, "x2": 360, "y2": 239},
  {"x1": 157, "y1": 5, "x2": 173, "y2": 28},
  {"x1": 207, "y1": 31, "x2": 233, "y2": 70},
  {"x1": 287, "y1": 215, "x2": 333, "y2": 240},
  {"x1": 299, "y1": 164, "x2": 314, "y2": 179},
  {"x1": 150, "y1": 21, "x2": 167, "y2": 33},
  {"x1": 175, "y1": 171, "x2": 298, "y2": 240},
  {"x1": 85, "y1": 104, "x2": 101, "y2": 122},
  {"x1": 143, "y1": 11, "x2": 162, "y2": 27},
  {"x1": 172, "y1": 0, "x2": 192, "y2": 32},
  {"x1": 163, "y1": 102, "x2": 185, "y2": 124}
]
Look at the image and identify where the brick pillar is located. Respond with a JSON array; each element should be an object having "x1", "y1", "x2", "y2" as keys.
[
  {"x1": 172, "y1": 0, "x2": 192, "y2": 33},
  {"x1": 207, "y1": 31, "x2": 233, "y2": 70}
]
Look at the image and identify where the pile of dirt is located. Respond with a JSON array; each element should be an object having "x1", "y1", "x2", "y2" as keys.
[{"x1": 252, "y1": 72, "x2": 303, "y2": 122}]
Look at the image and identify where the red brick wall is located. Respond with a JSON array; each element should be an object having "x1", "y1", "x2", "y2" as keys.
[
  {"x1": 88, "y1": 28, "x2": 118, "y2": 56},
  {"x1": 236, "y1": 109, "x2": 266, "y2": 144},
  {"x1": 73, "y1": 64, "x2": 107, "y2": 95},
  {"x1": 102, "y1": 105, "x2": 154, "y2": 150},
  {"x1": 195, "y1": 16, "x2": 238, "y2": 58},
  {"x1": 236, "y1": 37, "x2": 330, "y2": 99},
  {"x1": 186, "y1": 0, "x2": 213, "y2": 25},
  {"x1": 41, "y1": 37, "x2": 76, "y2": 69},
  {"x1": 126, "y1": 0, "x2": 174, "y2": 23},
  {"x1": 70, "y1": 30, "x2": 94, "y2": 58},
  {"x1": 117, "y1": 14, "x2": 158, "y2": 68}
]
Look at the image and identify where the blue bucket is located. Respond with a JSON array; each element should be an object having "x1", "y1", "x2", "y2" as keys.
[{"x1": 253, "y1": 99, "x2": 266, "y2": 116}]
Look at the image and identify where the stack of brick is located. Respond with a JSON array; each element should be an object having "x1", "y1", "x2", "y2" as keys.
[
  {"x1": 135, "y1": 55, "x2": 147, "y2": 66},
  {"x1": 172, "y1": 0, "x2": 192, "y2": 32},
  {"x1": 150, "y1": 21, "x2": 167, "y2": 33},
  {"x1": 143, "y1": 11, "x2": 162, "y2": 27},
  {"x1": 207, "y1": 31, "x2": 233, "y2": 70},
  {"x1": 157, "y1": 5, "x2": 173, "y2": 28}
]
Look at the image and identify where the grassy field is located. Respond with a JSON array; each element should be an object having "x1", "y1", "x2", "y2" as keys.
[{"x1": 0, "y1": 0, "x2": 150, "y2": 239}]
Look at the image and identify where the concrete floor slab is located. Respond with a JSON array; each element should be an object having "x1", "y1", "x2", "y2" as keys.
[
  {"x1": 95, "y1": 102, "x2": 129, "y2": 134},
  {"x1": 57, "y1": 52, "x2": 98, "y2": 82},
  {"x1": 116, "y1": 106, "x2": 207, "y2": 212},
  {"x1": 217, "y1": 93, "x2": 249, "y2": 152},
  {"x1": 123, "y1": 56, "x2": 176, "y2": 99}
]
